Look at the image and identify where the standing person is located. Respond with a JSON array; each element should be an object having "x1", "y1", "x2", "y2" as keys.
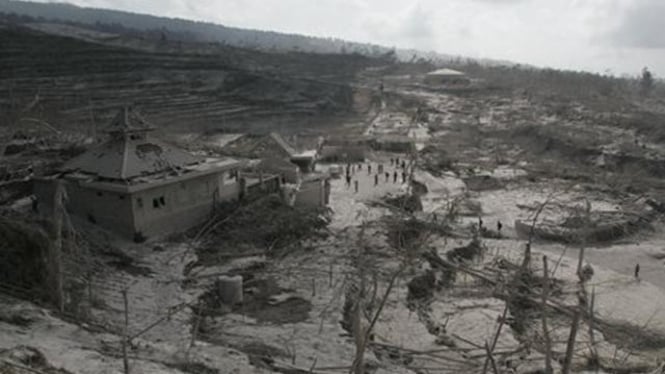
[
  {"x1": 374, "y1": 174, "x2": 378, "y2": 186},
  {"x1": 478, "y1": 216, "x2": 484, "y2": 230},
  {"x1": 401, "y1": 160, "x2": 406, "y2": 169},
  {"x1": 385, "y1": 172, "x2": 390, "y2": 182},
  {"x1": 497, "y1": 220, "x2": 503, "y2": 233},
  {"x1": 368, "y1": 164, "x2": 372, "y2": 175},
  {"x1": 354, "y1": 180, "x2": 359, "y2": 193},
  {"x1": 31, "y1": 196, "x2": 39, "y2": 213},
  {"x1": 402, "y1": 171, "x2": 406, "y2": 183},
  {"x1": 635, "y1": 263, "x2": 640, "y2": 280},
  {"x1": 346, "y1": 174, "x2": 351, "y2": 188},
  {"x1": 393, "y1": 171, "x2": 398, "y2": 183}
]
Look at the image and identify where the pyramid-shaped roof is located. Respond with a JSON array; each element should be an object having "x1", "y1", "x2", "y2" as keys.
[{"x1": 63, "y1": 108, "x2": 201, "y2": 181}]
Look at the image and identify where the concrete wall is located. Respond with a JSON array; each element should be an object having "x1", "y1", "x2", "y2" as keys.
[
  {"x1": 319, "y1": 145, "x2": 366, "y2": 162},
  {"x1": 295, "y1": 178, "x2": 330, "y2": 207},
  {"x1": 244, "y1": 174, "x2": 280, "y2": 201},
  {"x1": 256, "y1": 162, "x2": 300, "y2": 184},
  {"x1": 34, "y1": 178, "x2": 136, "y2": 237},
  {"x1": 35, "y1": 170, "x2": 243, "y2": 240},
  {"x1": 132, "y1": 173, "x2": 240, "y2": 238}
]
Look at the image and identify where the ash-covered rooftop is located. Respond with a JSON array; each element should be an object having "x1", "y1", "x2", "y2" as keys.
[
  {"x1": 426, "y1": 68, "x2": 466, "y2": 77},
  {"x1": 62, "y1": 108, "x2": 202, "y2": 181}
]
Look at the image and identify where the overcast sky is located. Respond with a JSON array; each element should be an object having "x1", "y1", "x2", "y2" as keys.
[{"x1": 32, "y1": 0, "x2": 665, "y2": 76}]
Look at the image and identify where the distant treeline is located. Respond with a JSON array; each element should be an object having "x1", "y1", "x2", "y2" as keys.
[
  {"x1": 1, "y1": 0, "x2": 660, "y2": 105},
  {"x1": 455, "y1": 61, "x2": 664, "y2": 105},
  {"x1": 0, "y1": 1, "x2": 396, "y2": 58}
]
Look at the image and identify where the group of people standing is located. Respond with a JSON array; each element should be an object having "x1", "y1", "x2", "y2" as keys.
[
  {"x1": 477, "y1": 215, "x2": 503, "y2": 234},
  {"x1": 345, "y1": 157, "x2": 410, "y2": 193}
]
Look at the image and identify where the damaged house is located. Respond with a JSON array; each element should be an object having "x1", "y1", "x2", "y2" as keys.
[
  {"x1": 34, "y1": 108, "x2": 245, "y2": 240},
  {"x1": 318, "y1": 135, "x2": 369, "y2": 163},
  {"x1": 222, "y1": 132, "x2": 330, "y2": 207}
]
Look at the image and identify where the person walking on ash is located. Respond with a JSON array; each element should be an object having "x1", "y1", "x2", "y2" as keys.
[{"x1": 635, "y1": 263, "x2": 641, "y2": 281}]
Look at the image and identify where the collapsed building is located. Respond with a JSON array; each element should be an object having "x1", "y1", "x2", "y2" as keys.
[
  {"x1": 222, "y1": 132, "x2": 330, "y2": 207},
  {"x1": 221, "y1": 132, "x2": 317, "y2": 174},
  {"x1": 34, "y1": 108, "x2": 249, "y2": 240}
]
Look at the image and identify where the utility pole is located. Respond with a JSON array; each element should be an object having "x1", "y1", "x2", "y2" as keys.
[
  {"x1": 121, "y1": 289, "x2": 130, "y2": 374},
  {"x1": 564, "y1": 204, "x2": 591, "y2": 374},
  {"x1": 89, "y1": 96, "x2": 97, "y2": 142},
  {"x1": 542, "y1": 256, "x2": 553, "y2": 374},
  {"x1": 50, "y1": 179, "x2": 65, "y2": 313}
]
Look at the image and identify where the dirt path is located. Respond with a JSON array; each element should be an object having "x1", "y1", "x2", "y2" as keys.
[{"x1": 322, "y1": 159, "x2": 410, "y2": 228}]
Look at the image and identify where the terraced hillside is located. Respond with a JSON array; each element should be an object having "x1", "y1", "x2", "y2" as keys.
[{"x1": 0, "y1": 22, "x2": 383, "y2": 135}]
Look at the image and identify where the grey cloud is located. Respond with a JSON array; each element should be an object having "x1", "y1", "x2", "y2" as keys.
[
  {"x1": 469, "y1": 0, "x2": 529, "y2": 4},
  {"x1": 362, "y1": 3, "x2": 435, "y2": 49},
  {"x1": 401, "y1": 4, "x2": 434, "y2": 40},
  {"x1": 610, "y1": 0, "x2": 665, "y2": 49}
]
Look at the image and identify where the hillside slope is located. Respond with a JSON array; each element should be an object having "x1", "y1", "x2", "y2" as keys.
[
  {"x1": 0, "y1": 22, "x2": 383, "y2": 135},
  {"x1": 0, "y1": 0, "x2": 394, "y2": 56}
]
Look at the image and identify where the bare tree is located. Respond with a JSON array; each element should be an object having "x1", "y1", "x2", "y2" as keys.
[
  {"x1": 49, "y1": 179, "x2": 66, "y2": 313},
  {"x1": 541, "y1": 255, "x2": 553, "y2": 374},
  {"x1": 640, "y1": 67, "x2": 654, "y2": 97},
  {"x1": 563, "y1": 199, "x2": 592, "y2": 374}
]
